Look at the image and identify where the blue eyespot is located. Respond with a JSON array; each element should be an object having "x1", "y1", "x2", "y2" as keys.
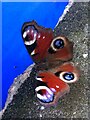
[
  {"x1": 53, "y1": 39, "x2": 64, "y2": 49},
  {"x1": 40, "y1": 94, "x2": 54, "y2": 103},
  {"x1": 63, "y1": 72, "x2": 74, "y2": 81},
  {"x1": 25, "y1": 26, "x2": 35, "y2": 31}
]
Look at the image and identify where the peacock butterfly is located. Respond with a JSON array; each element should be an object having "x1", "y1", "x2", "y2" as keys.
[{"x1": 21, "y1": 21, "x2": 80, "y2": 106}]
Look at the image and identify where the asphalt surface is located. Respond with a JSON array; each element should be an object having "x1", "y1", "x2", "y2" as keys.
[{"x1": 1, "y1": 2, "x2": 89, "y2": 120}]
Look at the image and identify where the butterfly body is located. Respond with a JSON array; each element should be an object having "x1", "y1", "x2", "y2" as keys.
[{"x1": 21, "y1": 21, "x2": 80, "y2": 106}]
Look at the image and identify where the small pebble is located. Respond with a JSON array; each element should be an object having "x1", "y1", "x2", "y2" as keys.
[
  {"x1": 40, "y1": 106, "x2": 45, "y2": 110},
  {"x1": 40, "y1": 114, "x2": 42, "y2": 117},
  {"x1": 83, "y1": 53, "x2": 88, "y2": 58}
]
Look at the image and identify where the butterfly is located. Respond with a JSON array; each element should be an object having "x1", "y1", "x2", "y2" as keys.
[{"x1": 21, "y1": 20, "x2": 80, "y2": 106}]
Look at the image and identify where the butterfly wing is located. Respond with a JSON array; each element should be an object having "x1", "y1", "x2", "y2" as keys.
[
  {"x1": 22, "y1": 21, "x2": 73, "y2": 63},
  {"x1": 35, "y1": 62, "x2": 79, "y2": 105},
  {"x1": 22, "y1": 20, "x2": 53, "y2": 63},
  {"x1": 35, "y1": 72, "x2": 70, "y2": 106},
  {"x1": 55, "y1": 62, "x2": 80, "y2": 83},
  {"x1": 47, "y1": 36, "x2": 73, "y2": 62}
]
